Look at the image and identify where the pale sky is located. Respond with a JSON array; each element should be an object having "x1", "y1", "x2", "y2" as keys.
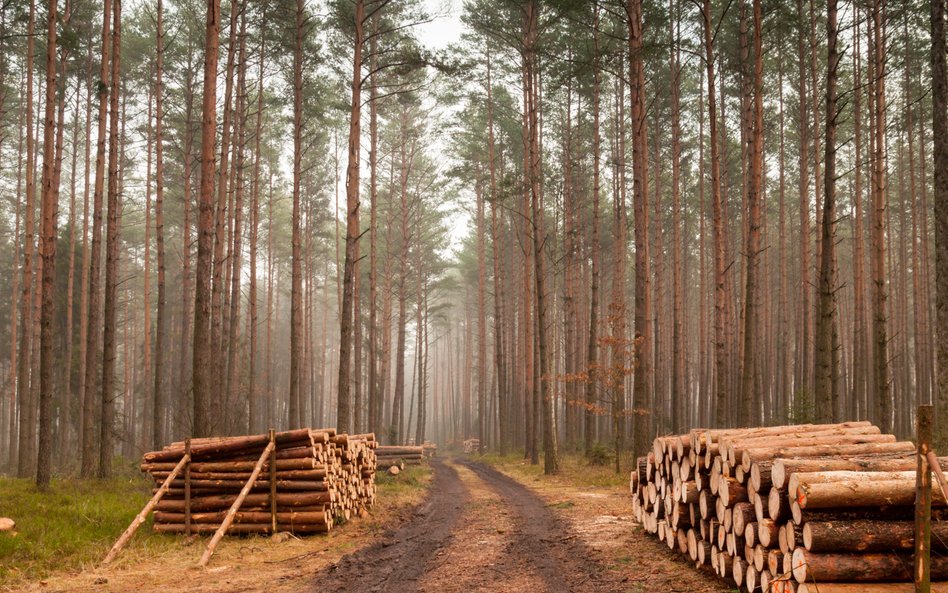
[{"x1": 419, "y1": 0, "x2": 466, "y2": 51}]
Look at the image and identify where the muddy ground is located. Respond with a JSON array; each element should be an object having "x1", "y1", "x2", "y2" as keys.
[{"x1": 310, "y1": 457, "x2": 730, "y2": 593}]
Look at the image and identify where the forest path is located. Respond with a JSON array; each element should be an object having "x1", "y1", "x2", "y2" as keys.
[{"x1": 308, "y1": 457, "x2": 625, "y2": 593}]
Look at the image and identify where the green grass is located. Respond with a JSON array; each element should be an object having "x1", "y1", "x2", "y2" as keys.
[
  {"x1": 478, "y1": 451, "x2": 631, "y2": 489},
  {"x1": 0, "y1": 474, "x2": 175, "y2": 586},
  {"x1": 375, "y1": 465, "x2": 432, "y2": 495}
]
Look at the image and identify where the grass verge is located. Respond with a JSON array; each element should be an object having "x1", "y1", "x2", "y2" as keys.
[
  {"x1": 0, "y1": 474, "x2": 172, "y2": 586},
  {"x1": 478, "y1": 451, "x2": 630, "y2": 489}
]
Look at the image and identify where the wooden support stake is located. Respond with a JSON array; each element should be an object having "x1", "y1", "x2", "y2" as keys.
[
  {"x1": 102, "y1": 453, "x2": 191, "y2": 564},
  {"x1": 185, "y1": 438, "x2": 192, "y2": 537},
  {"x1": 916, "y1": 404, "x2": 933, "y2": 593},
  {"x1": 199, "y1": 440, "x2": 275, "y2": 567},
  {"x1": 269, "y1": 428, "x2": 277, "y2": 533}
]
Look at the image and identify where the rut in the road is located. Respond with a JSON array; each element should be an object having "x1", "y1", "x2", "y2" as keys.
[{"x1": 309, "y1": 458, "x2": 624, "y2": 593}]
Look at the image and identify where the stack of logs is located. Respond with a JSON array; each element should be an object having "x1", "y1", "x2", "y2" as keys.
[
  {"x1": 141, "y1": 428, "x2": 377, "y2": 535},
  {"x1": 422, "y1": 441, "x2": 438, "y2": 459},
  {"x1": 631, "y1": 421, "x2": 948, "y2": 592},
  {"x1": 375, "y1": 445, "x2": 425, "y2": 472},
  {"x1": 462, "y1": 438, "x2": 480, "y2": 454}
]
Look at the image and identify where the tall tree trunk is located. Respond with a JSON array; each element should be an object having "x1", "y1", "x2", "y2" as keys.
[
  {"x1": 225, "y1": 8, "x2": 248, "y2": 431},
  {"x1": 815, "y1": 0, "x2": 841, "y2": 421},
  {"x1": 670, "y1": 0, "x2": 684, "y2": 432},
  {"x1": 152, "y1": 0, "x2": 167, "y2": 449},
  {"x1": 337, "y1": 0, "x2": 364, "y2": 434},
  {"x1": 740, "y1": 0, "x2": 764, "y2": 426},
  {"x1": 584, "y1": 2, "x2": 602, "y2": 456},
  {"x1": 795, "y1": 0, "x2": 812, "y2": 416},
  {"x1": 367, "y1": 9, "x2": 380, "y2": 436},
  {"x1": 248, "y1": 17, "x2": 265, "y2": 434},
  {"x1": 870, "y1": 0, "x2": 891, "y2": 432},
  {"x1": 16, "y1": 0, "x2": 37, "y2": 479},
  {"x1": 486, "y1": 50, "x2": 507, "y2": 455},
  {"x1": 477, "y1": 172, "x2": 488, "y2": 453},
  {"x1": 99, "y1": 0, "x2": 122, "y2": 478},
  {"x1": 852, "y1": 15, "x2": 868, "y2": 420},
  {"x1": 36, "y1": 0, "x2": 58, "y2": 488},
  {"x1": 210, "y1": 0, "x2": 240, "y2": 420},
  {"x1": 80, "y1": 0, "x2": 111, "y2": 474},
  {"x1": 702, "y1": 0, "x2": 727, "y2": 428},
  {"x1": 630, "y1": 0, "x2": 651, "y2": 456},
  {"x1": 193, "y1": 0, "x2": 221, "y2": 438},
  {"x1": 932, "y1": 0, "x2": 948, "y2": 447},
  {"x1": 524, "y1": 1, "x2": 555, "y2": 473}
]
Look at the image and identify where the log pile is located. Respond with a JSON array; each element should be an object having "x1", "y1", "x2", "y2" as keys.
[
  {"x1": 422, "y1": 441, "x2": 438, "y2": 459},
  {"x1": 630, "y1": 421, "x2": 948, "y2": 592},
  {"x1": 140, "y1": 428, "x2": 377, "y2": 535},
  {"x1": 462, "y1": 438, "x2": 480, "y2": 454},
  {"x1": 375, "y1": 445, "x2": 425, "y2": 471}
]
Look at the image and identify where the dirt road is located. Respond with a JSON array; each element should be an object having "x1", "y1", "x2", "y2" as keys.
[{"x1": 310, "y1": 458, "x2": 626, "y2": 593}]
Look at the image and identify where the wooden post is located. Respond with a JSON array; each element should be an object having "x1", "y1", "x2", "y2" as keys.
[
  {"x1": 102, "y1": 453, "x2": 190, "y2": 564},
  {"x1": 199, "y1": 440, "x2": 275, "y2": 567},
  {"x1": 185, "y1": 437, "x2": 192, "y2": 537},
  {"x1": 916, "y1": 404, "x2": 932, "y2": 593},
  {"x1": 269, "y1": 428, "x2": 277, "y2": 533}
]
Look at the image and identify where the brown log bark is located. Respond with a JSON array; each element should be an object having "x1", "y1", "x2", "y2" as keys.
[
  {"x1": 742, "y1": 440, "x2": 913, "y2": 471},
  {"x1": 792, "y1": 548, "x2": 948, "y2": 583},
  {"x1": 771, "y1": 455, "x2": 923, "y2": 489},
  {"x1": 797, "y1": 584, "x2": 948, "y2": 593},
  {"x1": 803, "y1": 519, "x2": 948, "y2": 553},
  {"x1": 798, "y1": 477, "x2": 948, "y2": 509}
]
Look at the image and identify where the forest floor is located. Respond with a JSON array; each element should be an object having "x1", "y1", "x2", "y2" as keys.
[
  {"x1": 2, "y1": 455, "x2": 733, "y2": 593},
  {"x1": 309, "y1": 454, "x2": 732, "y2": 593},
  {"x1": 0, "y1": 466, "x2": 432, "y2": 593}
]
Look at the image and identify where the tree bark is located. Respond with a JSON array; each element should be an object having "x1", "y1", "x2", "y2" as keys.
[
  {"x1": 36, "y1": 0, "x2": 58, "y2": 489},
  {"x1": 16, "y1": 0, "x2": 37, "y2": 478},
  {"x1": 933, "y1": 0, "x2": 948, "y2": 448},
  {"x1": 337, "y1": 0, "x2": 365, "y2": 434},
  {"x1": 99, "y1": 0, "x2": 122, "y2": 478},
  {"x1": 193, "y1": 0, "x2": 221, "y2": 438}
]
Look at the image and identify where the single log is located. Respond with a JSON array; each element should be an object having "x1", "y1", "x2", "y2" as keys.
[
  {"x1": 797, "y1": 478, "x2": 948, "y2": 510},
  {"x1": 153, "y1": 522, "x2": 330, "y2": 534},
  {"x1": 745, "y1": 563, "x2": 759, "y2": 592},
  {"x1": 789, "y1": 471, "x2": 916, "y2": 500},
  {"x1": 750, "y1": 461, "x2": 772, "y2": 492},
  {"x1": 803, "y1": 519, "x2": 948, "y2": 552},
  {"x1": 791, "y1": 548, "x2": 948, "y2": 582},
  {"x1": 797, "y1": 584, "x2": 948, "y2": 593},
  {"x1": 758, "y1": 518, "x2": 779, "y2": 548},
  {"x1": 732, "y1": 502, "x2": 755, "y2": 539},
  {"x1": 153, "y1": 510, "x2": 327, "y2": 524},
  {"x1": 164, "y1": 478, "x2": 329, "y2": 492},
  {"x1": 741, "y1": 439, "x2": 911, "y2": 472},
  {"x1": 769, "y1": 488, "x2": 790, "y2": 522},
  {"x1": 720, "y1": 477, "x2": 748, "y2": 507},
  {"x1": 771, "y1": 455, "x2": 924, "y2": 489},
  {"x1": 150, "y1": 469, "x2": 330, "y2": 481}
]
